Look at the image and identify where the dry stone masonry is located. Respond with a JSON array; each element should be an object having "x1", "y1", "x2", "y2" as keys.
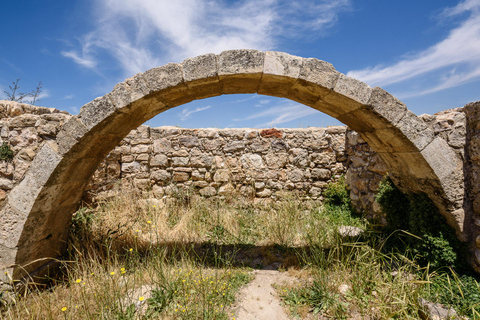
[{"x1": 0, "y1": 50, "x2": 477, "y2": 282}]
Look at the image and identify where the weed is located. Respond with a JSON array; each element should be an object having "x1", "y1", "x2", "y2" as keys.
[{"x1": 0, "y1": 142, "x2": 14, "y2": 161}]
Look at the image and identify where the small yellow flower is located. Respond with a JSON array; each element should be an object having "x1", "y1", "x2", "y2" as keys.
[
  {"x1": 75, "y1": 279, "x2": 82, "y2": 283},
  {"x1": 121, "y1": 268, "x2": 126, "y2": 274},
  {"x1": 153, "y1": 205, "x2": 156, "y2": 208},
  {"x1": 110, "y1": 272, "x2": 115, "y2": 276},
  {"x1": 147, "y1": 221, "x2": 151, "y2": 224},
  {"x1": 129, "y1": 248, "x2": 133, "y2": 252},
  {"x1": 139, "y1": 296, "x2": 145, "y2": 301},
  {"x1": 61, "y1": 307, "x2": 67, "y2": 312}
]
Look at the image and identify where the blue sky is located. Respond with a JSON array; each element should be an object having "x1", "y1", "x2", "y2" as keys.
[{"x1": 1, "y1": 0, "x2": 479, "y2": 128}]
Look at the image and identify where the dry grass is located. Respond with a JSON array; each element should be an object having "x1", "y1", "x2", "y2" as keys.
[{"x1": 2, "y1": 181, "x2": 478, "y2": 319}]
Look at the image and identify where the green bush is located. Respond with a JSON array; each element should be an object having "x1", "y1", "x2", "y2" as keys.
[
  {"x1": 323, "y1": 176, "x2": 351, "y2": 209},
  {"x1": 375, "y1": 177, "x2": 466, "y2": 271},
  {"x1": 0, "y1": 142, "x2": 14, "y2": 161}
]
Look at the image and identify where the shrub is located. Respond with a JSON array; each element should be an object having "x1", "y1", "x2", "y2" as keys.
[
  {"x1": 323, "y1": 176, "x2": 351, "y2": 209},
  {"x1": 375, "y1": 177, "x2": 467, "y2": 271},
  {"x1": 0, "y1": 142, "x2": 14, "y2": 161}
]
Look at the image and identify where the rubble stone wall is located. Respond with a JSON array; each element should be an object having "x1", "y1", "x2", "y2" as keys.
[
  {"x1": 2, "y1": 100, "x2": 480, "y2": 270},
  {"x1": 86, "y1": 125, "x2": 387, "y2": 217},
  {"x1": 0, "y1": 101, "x2": 469, "y2": 221}
]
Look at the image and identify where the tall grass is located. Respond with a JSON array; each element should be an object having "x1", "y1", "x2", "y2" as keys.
[{"x1": 2, "y1": 179, "x2": 479, "y2": 319}]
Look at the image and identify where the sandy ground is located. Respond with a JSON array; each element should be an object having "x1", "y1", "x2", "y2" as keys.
[{"x1": 231, "y1": 270, "x2": 298, "y2": 320}]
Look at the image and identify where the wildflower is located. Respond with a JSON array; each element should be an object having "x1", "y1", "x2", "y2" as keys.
[
  {"x1": 147, "y1": 221, "x2": 152, "y2": 224},
  {"x1": 75, "y1": 279, "x2": 82, "y2": 283},
  {"x1": 139, "y1": 296, "x2": 145, "y2": 301},
  {"x1": 121, "y1": 268, "x2": 126, "y2": 274},
  {"x1": 61, "y1": 307, "x2": 67, "y2": 312},
  {"x1": 110, "y1": 271, "x2": 115, "y2": 276},
  {"x1": 129, "y1": 248, "x2": 133, "y2": 252}
]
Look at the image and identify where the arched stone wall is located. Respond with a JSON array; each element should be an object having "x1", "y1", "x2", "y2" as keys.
[{"x1": 0, "y1": 50, "x2": 465, "y2": 280}]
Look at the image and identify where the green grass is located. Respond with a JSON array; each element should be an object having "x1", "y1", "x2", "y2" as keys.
[{"x1": 1, "y1": 178, "x2": 480, "y2": 319}]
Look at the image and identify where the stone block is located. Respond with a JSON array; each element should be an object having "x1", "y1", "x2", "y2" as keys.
[
  {"x1": 240, "y1": 154, "x2": 264, "y2": 170},
  {"x1": 78, "y1": 96, "x2": 117, "y2": 130},
  {"x1": 366, "y1": 87, "x2": 407, "y2": 126},
  {"x1": 56, "y1": 116, "x2": 88, "y2": 155},
  {"x1": 214, "y1": 169, "x2": 231, "y2": 182},
  {"x1": 323, "y1": 74, "x2": 372, "y2": 115},
  {"x1": 199, "y1": 186, "x2": 216, "y2": 197},
  {"x1": 311, "y1": 168, "x2": 332, "y2": 180},
  {"x1": 217, "y1": 49, "x2": 265, "y2": 94},
  {"x1": 258, "y1": 51, "x2": 303, "y2": 97},
  {"x1": 142, "y1": 63, "x2": 195, "y2": 107},
  {"x1": 287, "y1": 58, "x2": 339, "y2": 107},
  {"x1": 173, "y1": 171, "x2": 189, "y2": 182},
  {"x1": 108, "y1": 73, "x2": 151, "y2": 110},
  {"x1": 397, "y1": 110, "x2": 435, "y2": 151},
  {"x1": 151, "y1": 170, "x2": 170, "y2": 182},
  {"x1": 421, "y1": 137, "x2": 461, "y2": 181},
  {"x1": 150, "y1": 154, "x2": 168, "y2": 167},
  {"x1": 182, "y1": 53, "x2": 221, "y2": 100}
]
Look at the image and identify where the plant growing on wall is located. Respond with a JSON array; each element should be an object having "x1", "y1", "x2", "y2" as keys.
[
  {"x1": 0, "y1": 142, "x2": 14, "y2": 161},
  {"x1": 3, "y1": 79, "x2": 43, "y2": 105}
]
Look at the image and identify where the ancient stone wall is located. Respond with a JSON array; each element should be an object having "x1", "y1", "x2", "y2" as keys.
[
  {"x1": 0, "y1": 102, "x2": 70, "y2": 203},
  {"x1": 85, "y1": 125, "x2": 387, "y2": 213},
  {"x1": 0, "y1": 101, "x2": 470, "y2": 222},
  {"x1": 0, "y1": 101, "x2": 389, "y2": 216}
]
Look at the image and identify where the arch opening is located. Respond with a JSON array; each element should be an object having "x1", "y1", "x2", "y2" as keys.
[{"x1": 0, "y1": 49, "x2": 465, "y2": 280}]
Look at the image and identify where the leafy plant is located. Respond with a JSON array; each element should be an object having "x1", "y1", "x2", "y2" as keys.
[
  {"x1": 323, "y1": 175, "x2": 351, "y2": 209},
  {"x1": 0, "y1": 142, "x2": 14, "y2": 161},
  {"x1": 376, "y1": 177, "x2": 467, "y2": 271}
]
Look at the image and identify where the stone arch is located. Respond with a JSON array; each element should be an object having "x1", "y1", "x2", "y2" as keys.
[{"x1": 0, "y1": 50, "x2": 465, "y2": 280}]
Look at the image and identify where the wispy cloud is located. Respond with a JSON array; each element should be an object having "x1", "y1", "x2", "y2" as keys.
[
  {"x1": 62, "y1": 94, "x2": 75, "y2": 100},
  {"x1": 61, "y1": 33, "x2": 98, "y2": 69},
  {"x1": 234, "y1": 102, "x2": 318, "y2": 127},
  {"x1": 62, "y1": 0, "x2": 351, "y2": 76},
  {"x1": 178, "y1": 105, "x2": 211, "y2": 121},
  {"x1": 347, "y1": 0, "x2": 480, "y2": 96}
]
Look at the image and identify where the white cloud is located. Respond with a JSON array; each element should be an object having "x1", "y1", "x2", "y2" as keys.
[
  {"x1": 62, "y1": 94, "x2": 75, "y2": 100},
  {"x1": 234, "y1": 102, "x2": 318, "y2": 127},
  {"x1": 62, "y1": 0, "x2": 351, "y2": 76},
  {"x1": 178, "y1": 105, "x2": 211, "y2": 121},
  {"x1": 347, "y1": 0, "x2": 480, "y2": 96}
]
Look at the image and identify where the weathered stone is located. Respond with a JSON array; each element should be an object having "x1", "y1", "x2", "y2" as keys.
[
  {"x1": 218, "y1": 183, "x2": 235, "y2": 196},
  {"x1": 265, "y1": 153, "x2": 288, "y2": 169},
  {"x1": 240, "y1": 154, "x2": 264, "y2": 170},
  {"x1": 417, "y1": 298, "x2": 457, "y2": 320},
  {"x1": 311, "y1": 168, "x2": 332, "y2": 180},
  {"x1": 121, "y1": 162, "x2": 140, "y2": 173},
  {"x1": 151, "y1": 170, "x2": 170, "y2": 182},
  {"x1": 0, "y1": 178, "x2": 13, "y2": 190},
  {"x1": 338, "y1": 226, "x2": 364, "y2": 237},
  {"x1": 213, "y1": 169, "x2": 230, "y2": 182},
  {"x1": 172, "y1": 157, "x2": 189, "y2": 167},
  {"x1": 199, "y1": 186, "x2": 216, "y2": 197},
  {"x1": 256, "y1": 188, "x2": 272, "y2": 198},
  {"x1": 224, "y1": 141, "x2": 246, "y2": 153},
  {"x1": 288, "y1": 169, "x2": 304, "y2": 182},
  {"x1": 150, "y1": 154, "x2": 168, "y2": 167},
  {"x1": 217, "y1": 49, "x2": 265, "y2": 94},
  {"x1": 179, "y1": 136, "x2": 199, "y2": 148},
  {"x1": 173, "y1": 171, "x2": 189, "y2": 182}
]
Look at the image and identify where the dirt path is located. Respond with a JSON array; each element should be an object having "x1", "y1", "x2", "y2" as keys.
[{"x1": 232, "y1": 270, "x2": 297, "y2": 320}]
